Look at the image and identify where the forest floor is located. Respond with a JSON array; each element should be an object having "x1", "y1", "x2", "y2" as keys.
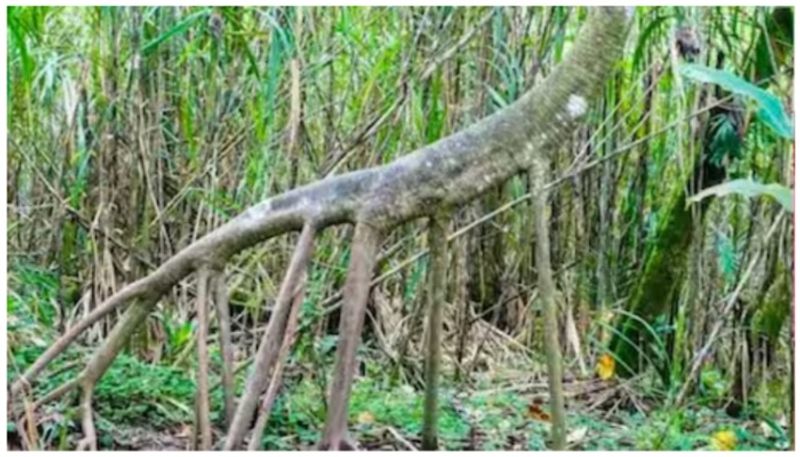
[
  {"x1": 7, "y1": 268, "x2": 790, "y2": 451},
  {"x1": 8, "y1": 342, "x2": 790, "y2": 451}
]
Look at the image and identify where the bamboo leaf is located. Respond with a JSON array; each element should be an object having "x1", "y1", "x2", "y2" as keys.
[{"x1": 141, "y1": 8, "x2": 212, "y2": 55}]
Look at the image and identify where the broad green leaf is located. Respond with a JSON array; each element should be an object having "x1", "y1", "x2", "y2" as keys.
[
  {"x1": 688, "y1": 179, "x2": 793, "y2": 213},
  {"x1": 679, "y1": 64, "x2": 792, "y2": 138}
]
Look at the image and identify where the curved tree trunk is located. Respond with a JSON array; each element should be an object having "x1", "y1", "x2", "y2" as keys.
[{"x1": 10, "y1": 8, "x2": 631, "y2": 450}]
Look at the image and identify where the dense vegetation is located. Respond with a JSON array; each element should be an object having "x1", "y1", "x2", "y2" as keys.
[{"x1": 6, "y1": 6, "x2": 794, "y2": 451}]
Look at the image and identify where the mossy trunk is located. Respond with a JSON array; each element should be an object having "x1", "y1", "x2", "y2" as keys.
[{"x1": 610, "y1": 159, "x2": 725, "y2": 377}]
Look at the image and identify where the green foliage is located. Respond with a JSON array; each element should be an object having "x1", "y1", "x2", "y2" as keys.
[
  {"x1": 714, "y1": 231, "x2": 739, "y2": 288},
  {"x1": 7, "y1": 6, "x2": 53, "y2": 99},
  {"x1": 698, "y1": 368, "x2": 729, "y2": 402},
  {"x1": 8, "y1": 263, "x2": 59, "y2": 328},
  {"x1": 633, "y1": 408, "x2": 704, "y2": 450},
  {"x1": 679, "y1": 63, "x2": 792, "y2": 138},
  {"x1": 403, "y1": 257, "x2": 427, "y2": 304},
  {"x1": 706, "y1": 112, "x2": 743, "y2": 166},
  {"x1": 161, "y1": 318, "x2": 195, "y2": 360},
  {"x1": 141, "y1": 8, "x2": 213, "y2": 55},
  {"x1": 93, "y1": 354, "x2": 195, "y2": 427}
]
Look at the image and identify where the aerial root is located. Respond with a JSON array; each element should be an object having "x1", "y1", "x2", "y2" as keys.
[
  {"x1": 73, "y1": 298, "x2": 155, "y2": 449},
  {"x1": 76, "y1": 381, "x2": 97, "y2": 451},
  {"x1": 318, "y1": 222, "x2": 383, "y2": 450},
  {"x1": 10, "y1": 283, "x2": 150, "y2": 399},
  {"x1": 248, "y1": 280, "x2": 306, "y2": 450},
  {"x1": 194, "y1": 268, "x2": 213, "y2": 449},
  {"x1": 223, "y1": 224, "x2": 317, "y2": 450},
  {"x1": 422, "y1": 211, "x2": 450, "y2": 450},
  {"x1": 9, "y1": 297, "x2": 154, "y2": 451},
  {"x1": 212, "y1": 270, "x2": 236, "y2": 428}
]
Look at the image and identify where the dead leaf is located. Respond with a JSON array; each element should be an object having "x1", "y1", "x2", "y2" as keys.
[{"x1": 526, "y1": 403, "x2": 551, "y2": 422}]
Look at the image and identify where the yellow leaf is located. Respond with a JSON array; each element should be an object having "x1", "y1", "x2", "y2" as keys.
[
  {"x1": 357, "y1": 411, "x2": 375, "y2": 424},
  {"x1": 596, "y1": 354, "x2": 615, "y2": 380},
  {"x1": 711, "y1": 430, "x2": 737, "y2": 451}
]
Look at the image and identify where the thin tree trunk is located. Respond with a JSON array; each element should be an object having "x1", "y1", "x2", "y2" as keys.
[{"x1": 610, "y1": 156, "x2": 726, "y2": 377}]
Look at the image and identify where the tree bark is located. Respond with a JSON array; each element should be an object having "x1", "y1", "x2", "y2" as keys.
[{"x1": 248, "y1": 284, "x2": 306, "y2": 450}]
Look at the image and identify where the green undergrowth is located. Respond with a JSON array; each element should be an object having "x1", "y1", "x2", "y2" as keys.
[
  {"x1": 8, "y1": 330, "x2": 790, "y2": 451},
  {"x1": 257, "y1": 362, "x2": 788, "y2": 450},
  {"x1": 6, "y1": 263, "x2": 789, "y2": 451}
]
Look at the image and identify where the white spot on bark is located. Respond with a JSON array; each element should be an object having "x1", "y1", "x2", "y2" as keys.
[
  {"x1": 625, "y1": 7, "x2": 635, "y2": 20},
  {"x1": 426, "y1": 160, "x2": 433, "y2": 168},
  {"x1": 566, "y1": 94, "x2": 587, "y2": 119}
]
